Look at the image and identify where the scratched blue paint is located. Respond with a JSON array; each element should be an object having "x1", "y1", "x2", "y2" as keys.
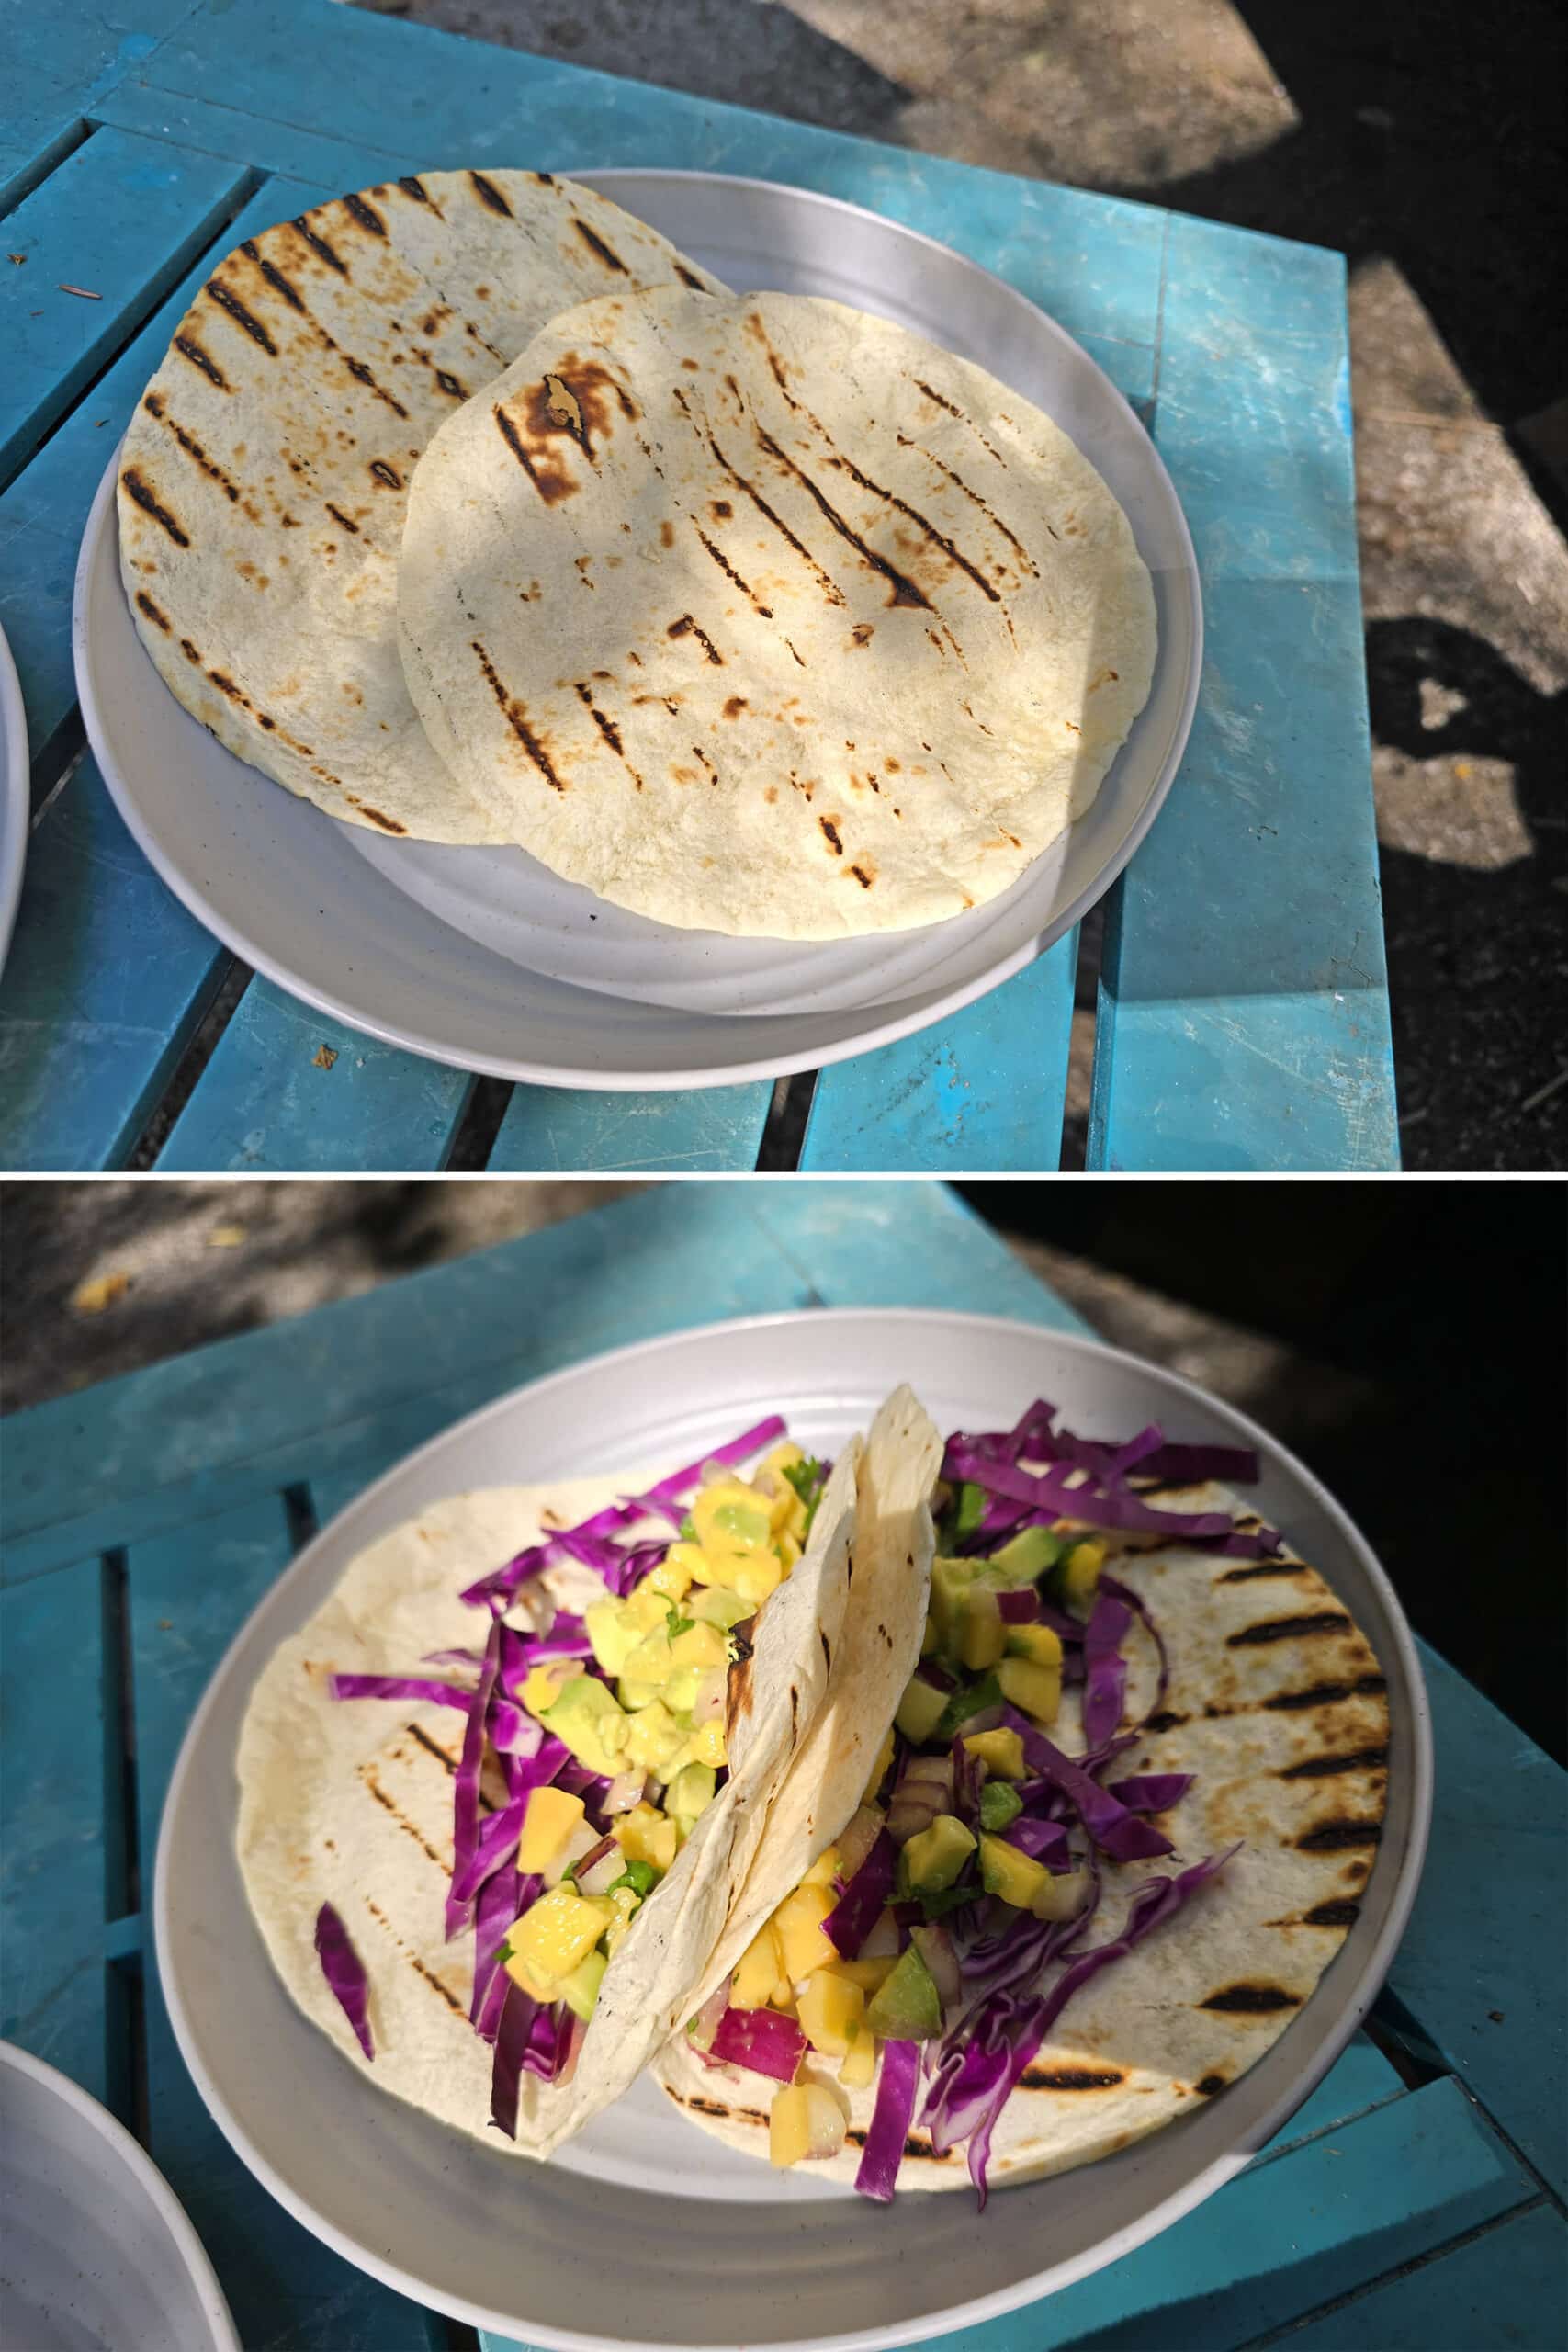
[
  {"x1": 158, "y1": 977, "x2": 475, "y2": 1171},
  {"x1": 0, "y1": 129, "x2": 248, "y2": 483},
  {"x1": 801, "y1": 940, "x2": 1078, "y2": 1170},
  {"x1": 3, "y1": 1186, "x2": 1562, "y2": 2345},
  {"x1": 489, "y1": 1078, "x2": 774, "y2": 1173}
]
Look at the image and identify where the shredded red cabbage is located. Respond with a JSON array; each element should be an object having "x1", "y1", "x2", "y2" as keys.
[
  {"x1": 489, "y1": 1977, "x2": 537, "y2": 2137},
  {"x1": 710, "y1": 2005, "x2": 807, "y2": 2081},
  {"x1": 471, "y1": 1866, "x2": 531, "y2": 2041},
  {"x1": 1101, "y1": 1572, "x2": 1171, "y2": 1730},
  {"x1": 1108, "y1": 1773, "x2": 1193, "y2": 1812},
  {"x1": 328, "y1": 1672, "x2": 470, "y2": 1711},
  {"x1": 854, "y1": 2039, "x2": 920, "y2": 2202},
  {"x1": 1081, "y1": 1591, "x2": 1132, "y2": 1747},
  {"x1": 963, "y1": 1849, "x2": 1238, "y2": 2202},
  {"x1": 1000, "y1": 1715, "x2": 1174, "y2": 1862},
  {"x1": 314, "y1": 1902, "x2": 374, "y2": 2060},
  {"x1": 825, "y1": 1829, "x2": 897, "y2": 1957},
  {"x1": 446, "y1": 1621, "x2": 502, "y2": 1940},
  {"x1": 1003, "y1": 1815, "x2": 1071, "y2": 1869},
  {"x1": 996, "y1": 1588, "x2": 1039, "y2": 1625}
]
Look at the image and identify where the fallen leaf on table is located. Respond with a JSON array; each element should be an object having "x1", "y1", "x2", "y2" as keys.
[
  {"x1": 71, "y1": 1271, "x2": 130, "y2": 1315},
  {"x1": 312, "y1": 1044, "x2": 338, "y2": 1070}
]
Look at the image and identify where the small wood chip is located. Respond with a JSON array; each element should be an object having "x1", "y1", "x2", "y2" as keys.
[
  {"x1": 7, "y1": 253, "x2": 24, "y2": 266},
  {"x1": 59, "y1": 283, "x2": 102, "y2": 300},
  {"x1": 312, "y1": 1044, "x2": 339, "y2": 1070},
  {"x1": 71, "y1": 1270, "x2": 130, "y2": 1316},
  {"x1": 207, "y1": 1223, "x2": 247, "y2": 1248}
]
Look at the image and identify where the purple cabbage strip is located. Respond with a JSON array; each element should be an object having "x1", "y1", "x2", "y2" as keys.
[
  {"x1": 854, "y1": 2039, "x2": 922, "y2": 2202},
  {"x1": 1081, "y1": 1591, "x2": 1132, "y2": 1748},
  {"x1": 329, "y1": 1673, "x2": 471, "y2": 1711},
  {"x1": 1003, "y1": 1816, "x2": 1071, "y2": 1869},
  {"x1": 825, "y1": 1830, "x2": 897, "y2": 1957},
  {"x1": 964, "y1": 1849, "x2": 1238, "y2": 2203},
  {"x1": 1109, "y1": 1773, "x2": 1194, "y2": 1813},
  {"x1": 1101, "y1": 1574, "x2": 1171, "y2": 1731},
  {"x1": 446, "y1": 1620, "x2": 502, "y2": 1941},
  {"x1": 489, "y1": 1977, "x2": 538, "y2": 2138},
  {"x1": 470, "y1": 1866, "x2": 531, "y2": 2042},
  {"x1": 1000, "y1": 1714, "x2": 1173, "y2": 1862},
  {"x1": 313, "y1": 1902, "x2": 374, "y2": 2061},
  {"x1": 524, "y1": 2003, "x2": 560, "y2": 2082}
]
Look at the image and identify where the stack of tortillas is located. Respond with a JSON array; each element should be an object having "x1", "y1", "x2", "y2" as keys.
[{"x1": 120, "y1": 170, "x2": 1156, "y2": 937}]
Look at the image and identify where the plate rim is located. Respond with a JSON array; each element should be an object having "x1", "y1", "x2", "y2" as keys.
[
  {"x1": 154, "y1": 1306, "x2": 1431, "y2": 2352},
  {"x1": 76, "y1": 168, "x2": 1201, "y2": 1091},
  {"x1": 0, "y1": 2040, "x2": 241, "y2": 2352},
  {"x1": 0, "y1": 619, "x2": 28, "y2": 979}
]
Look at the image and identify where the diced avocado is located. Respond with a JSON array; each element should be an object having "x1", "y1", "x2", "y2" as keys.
[
  {"x1": 929, "y1": 1555, "x2": 978, "y2": 1653},
  {"x1": 978, "y1": 1832, "x2": 1051, "y2": 1912},
  {"x1": 616, "y1": 1677, "x2": 663, "y2": 1713},
  {"x1": 584, "y1": 1600, "x2": 640, "y2": 1679},
  {"x1": 667, "y1": 1760, "x2": 717, "y2": 1826},
  {"x1": 863, "y1": 1941, "x2": 942, "y2": 2041},
  {"x1": 559, "y1": 1944, "x2": 608, "y2": 2023},
  {"x1": 689, "y1": 1585, "x2": 753, "y2": 1630},
  {"x1": 979, "y1": 1781, "x2": 1023, "y2": 1833},
  {"x1": 521, "y1": 1660, "x2": 576, "y2": 1719},
  {"x1": 901, "y1": 1813, "x2": 976, "y2": 1894},
  {"x1": 988, "y1": 1525, "x2": 1064, "y2": 1581},
  {"x1": 997, "y1": 1655, "x2": 1061, "y2": 1724},
  {"x1": 894, "y1": 1672, "x2": 949, "y2": 1746},
  {"x1": 1005, "y1": 1621, "x2": 1064, "y2": 1668},
  {"x1": 931, "y1": 1670, "x2": 1002, "y2": 1743},
  {"x1": 1054, "y1": 1539, "x2": 1107, "y2": 1611},
  {"x1": 959, "y1": 1584, "x2": 1008, "y2": 1671},
  {"x1": 545, "y1": 1675, "x2": 630, "y2": 1772},
  {"x1": 623, "y1": 1628, "x2": 675, "y2": 1690},
  {"x1": 661, "y1": 1664, "x2": 702, "y2": 1713},
  {"x1": 964, "y1": 1728, "x2": 1026, "y2": 1781},
  {"x1": 624, "y1": 1698, "x2": 685, "y2": 1775}
]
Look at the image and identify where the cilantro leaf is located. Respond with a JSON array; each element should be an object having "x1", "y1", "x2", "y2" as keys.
[
  {"x1": 678, "y1": 1515, "x2": 697, "y2": 1542},
  {"x1": 932, "y1": 1669, "x2": 1002, "y2": 1745},
  {"x1": 665, "y1": 1602, "x2": 694, "y2": 1641},
  {"x1": 917, "y1": 1882, "x2": 982, "y2": 1921},
  {"x1": 781, "y1": 1454, "x2": 827, "y2": 1537}
]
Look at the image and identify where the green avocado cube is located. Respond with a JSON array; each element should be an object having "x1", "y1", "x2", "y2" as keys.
[
  {"x1": 894, "y1": 1672, "x2": 949, "y2": 1746},
  {"x1": 901, "y1": 1812, "x2": 976, "y2": 1894},
  {"x1": 559, "y1": 1945, "x2": 608, "y2": 2023},
  {"x1": 863, "y1": 1940, "x2": 942, "y2": 2041},
  {"x1": 544, "y1": 1676, "x2": 630, "y2": 1772},
  {"x1": 666, "y1": 1760, "x2": 717, "y2": 1826},
  {"x1": 988, "y1": 1526, "x2": 1064, "y2": 1581},
  {"x1": 979, "y1": 1781, "x2": 1022, "y2": 1833}
]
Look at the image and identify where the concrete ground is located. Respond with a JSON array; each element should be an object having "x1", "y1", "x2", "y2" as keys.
[{"x1": 344, "y1": 0, "x2": 1568, "y2": 1169}]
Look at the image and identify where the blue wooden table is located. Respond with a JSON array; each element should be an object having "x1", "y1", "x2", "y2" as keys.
[
  {"x1": 0, "y1": 0, "x2": 1396, "y2": 1172},
  {"x1": 3, "y1": 1182, "x2": 1561, "y2": 2348}
]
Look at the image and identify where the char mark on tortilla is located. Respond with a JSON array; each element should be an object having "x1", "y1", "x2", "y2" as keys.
[
  {"x1": 1279, "y1": 1746, "x2": 1389, "y2": 1780},
  {"x1": 1227, "y1": 1611, "x2": 1352, "y2": 1648},
  {"x1": 121, "y1": 467, "x2": 190, "y2": 546}
]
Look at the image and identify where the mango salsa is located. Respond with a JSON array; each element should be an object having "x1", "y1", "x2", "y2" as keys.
[
  {"x1": 769, "y1": 2084, "x2": 846, "y2": 2167},
  {"x1": 734, "y1": 1921, "x2": 787, "y2": 2009},
  {"x1": 504, "y1": 1885, "x2": 612, "y2": 1996},
  {"x1": 518, "y1": 1785, "x2": 585, "y2": 1874},
  {"x1": 773, "y1": 1883, "x2": 836, "y2": 1980},
  {"x1": 798, "y1": 1970, "x2": 864, "y2": 2056},
  {"x1": 840, "y1": 2030, "x2": 878, "y2": 2089},
  {"x1": 997, "y1": 1655, "x2": 1061, "y2": 1724},
  {"x1": 964, "y1": 1727, "x2": 1026, "y2": 1781}
]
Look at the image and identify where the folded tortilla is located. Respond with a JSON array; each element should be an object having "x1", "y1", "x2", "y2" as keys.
[{"x1": 236, "y1": 1444, "x2": 858, "y2": 2159}]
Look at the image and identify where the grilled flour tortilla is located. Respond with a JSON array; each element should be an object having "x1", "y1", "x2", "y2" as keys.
[
  {"x1": 118, "y1": 171, "x2": 725, "y2": 844},
  {"x1": 397, "y1": 286, "x2": 1156, "y2": 934},
  {"x1": 655, "y1": 1479, "x2": 1389, "y2": 2191},
  {"x1": 237, "y1": 1446, "x2": 857, "y2": 2160}
]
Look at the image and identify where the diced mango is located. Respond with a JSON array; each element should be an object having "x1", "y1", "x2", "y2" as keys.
[
  {"x1": 964, "y1": 1727, "x2": 1027, "y2": 1781},
  {"x1": 960, "y1": 1584, "x2": 1009, "y2": 1670},
  {"x1": 769, "y1": 2083, "x2": 845, "y2": 2167},
  {"x1": 504, "y1": 1884, "x2": 607, "y2": 1991},
  {"x1": 799, "y1": 1970, "x2": 865, "y2": 2056},
  {"x1": 733, "y1": 1546, "x2": 785, "y2": 1607},
  {"x1": 840, "y1": 2030, "x2": 878, "y2": 2089},
  {"x1": 733, "y1": 1921, "x2": 787, "y2": 2009},
  {"x1": 978, "y1": 1833, "x2": 1051, "y2": 1913},
  {"x1": 826, "y1": 1955, "x2": 896, "y2": 1994},
  {"x1": 1005, "y1": 1622, "x2": 1064, "y2": 1669},
  {"x1": 613, "y1": 1803, "x2": 678, "y2": 1871},
  {"x1": 691, "y1": 1479, "x2": 774, "y2": 1576},
  {"x1": 670, "y1": 1619, "x2": 728, "y2": 1672},
  {"x1": 685, "y1": 1717, "x2": 728, "y2": 1770},
  {"x1": 623, "y1": 1699, "x2": 684, "y2": 1775},
  {"x1": 998, "y1": 1655, "x2": 1061, "y2": 1724},
  {"x1": 644, "y1": 1550, "x2": 694, "y2": 1601},
  {"x1": 518, "y1": 1785, "x2": 586, "y2": 1874},
  {"x1": 773, "y1": 1883, "x2": 836, "y2": 1980},
  {"x1": 803, "y1": 1844, "x2": 841, "y2": 1889},
  {"x1": 626, "y1": 1583, "x2": 677, "y2": 1631},
  {"x1": 521, "y1": 1660, "x2": 576, "y2": 1719}
]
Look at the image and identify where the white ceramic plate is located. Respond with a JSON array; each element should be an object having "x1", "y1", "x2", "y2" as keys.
[
  {"x1": 0, "y1": 2042, "x2": 238, "y2": 2352},
  {"x1": 156, "y1": 1311, "x2": 1429, "y2": 2352},
  {"x1": 0, "y1": 620, "x2": 28, "y2": 978},
  {"x1": 76, "y1": 173, "x2": 1200, "y2": 1088}
]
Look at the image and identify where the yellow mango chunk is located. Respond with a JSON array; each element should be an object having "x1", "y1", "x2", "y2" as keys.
[
  {"x1": 518, "y1": 1785, "x2": 586, "y2": 1874},
  {"x1": 1006, "y1": 1622, "x2": 1064, "y2": 1669},
  {"x1": 733, "y1": 1921, "x2": 786, "y2": 2009},
  {"x1": 644, "y1": 1551, "x2": 694, "y2": 1601},
  {"x1": 685, "y1": 1718, "x2": 727, "y2": 1770},
  {"x1": 521, "y1": 1660, "x2": 575, "y2": 1719},
  {"x1": 733, "y1": 1546, "x2": 785, "y2": 1607},
  {"x1": 826, "y1": 1956, "x2": 896, "y2": 1995},
  {"x1": 504, "y1": 1885, "x2": 606, "y2": 1992},
  {"x1": 774, "y1": 1883, "x2": 836, "y2": 1981},
  {"x1": 613, "y1": 1803, "x2": 678, "y2": 1871},
  {"x1": 798, "y1": 1970, "x2": 865, "y2": 2056},
  {"x1": 769, "y1": 2084, "x2": 845, "y2": 2167},
  {"x1": 802, "y1": 1844, "x2": 841, "y2": 1889},
  {"x1": 670, "y1": 1619, "x2": 728, "y2": 1672},
  {"x1": 998, "y1": 1655, "x2": 1061, "y2": 1724},
  {"x1": 840, "y1": 2030, "x2": 878, "y2": 2089}
]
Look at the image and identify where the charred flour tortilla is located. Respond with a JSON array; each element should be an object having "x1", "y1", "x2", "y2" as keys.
[
  {"x1": 237, "y1": 1445, "x2": 857, "y2": 2161},
  {"x1": 654, "y1": 1481, "x2": 1389, "y2": 2190},
  {"x1": 118, "y1": 171, "x2": 726, "y2": 844},
  {"x1": 397, "y1": 287, "x2": 1156, "y2": 934}
]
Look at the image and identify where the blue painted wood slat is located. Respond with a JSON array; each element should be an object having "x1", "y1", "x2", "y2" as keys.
[{"x1": 487, "y1": 1076, "x2": 775, "y2": 1174}]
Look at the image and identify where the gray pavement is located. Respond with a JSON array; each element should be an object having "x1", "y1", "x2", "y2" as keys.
[{"x1": 344, "y1": 0, "x2": 1567, "y2": 1168}]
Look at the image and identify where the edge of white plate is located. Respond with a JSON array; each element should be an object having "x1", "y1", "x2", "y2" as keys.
[
  {"x1": 0, "y1": 2041, "x2": 241, "y2": 2352},
  {"x1": 153, "y1": 1310, "x2": 1430, "y2": 2352},
  {"x1": 75, "y1": 172, "x2": 1201, "y2": 1091},
  {"x1": 0, "y1": 619, "x2": 28, "y2": 978}
]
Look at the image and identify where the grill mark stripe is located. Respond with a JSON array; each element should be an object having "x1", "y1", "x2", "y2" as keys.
[
  {"x1": 120, "y1": 468, "x2": 189, "y2": 547},
  {"x1": 471, "y1": 639, "x2": 568, "y2": 792},
  {"x1": 495, "y1": 404, "x2": 547, "y2": 494},
  {"x1": 1297, "y1": 1817, "x2": 1383, "y2": 1852},
  {"x1": 399, "y1": 175, "x2": 431, "y2": 203},
  {"x1": 1304, "y1": 1899, "x2": 1362, "y2": 1928},
  {"x1": 894, "y1": 429, "x2": 1036, "y2": 572},
  {"x1": 797, "y1": 421, "x2": 1002, "y2": 604},
  {"x1": 144, "y1": 403, "x2": 244, "y2": 505},
  {"x1": 134, "y1": 591, "x2": 171, "y2": 631},
  {"x1": 1020, "y1": 2065, "x2": 1126, "y2": 2089},
  {"x1": 1267, "y1": 1674, "x2": 1386, "y2": 1713},
  {"x1": 1220, "y1": 1561, "x2": 1309, "y2": 1583},
  {"x1": 1279, "y1": 1746, "x2": 1389, "y2": 1781},
  {"x1": 205, "y1": 277, "x2": 278, "y2": 353},
  {"x1": 694, "y1": 526, "x2": 773, "y2": 616},
  {"x1": 668, "y1": 613, "x2": 723, "y2": 664},
  {"x1": 406, "y1": 1723, "x2": 457, "y2": 1773},
  {"x1": 325, "y1": 503, "x2": 361, "y2": 536},
  {"x1": 1200, "y1": 1984, "x2": 1302, "y2": 2013},
  {"x1": 571, "y1": 217, "x2": 627, "y2": 272},
  {"x1": 239, "y1": 239, "x2": 307, "y2": 312},
  {"x1": 572, "y1": 681, "x2": 645, "y2": 788},
  {"x1": 699, "y1": 422, "x2": 845, "y2": 605},
  {"x1": 343, "y1": 192, "x2": 387, "y2": 236},
  {"x1": 293, "y1": 217, "x2": 350, "y2": 276},
  {"x1": 174, "y1": 334, "x2": 228, "y2": 387},
  {"x1": 359, "y1": 1768, "x2": 449, "y2": 1871},
  {"x1": 468, "y1": 171, "x2": 513, "y2": 216},
  {"x1": 1228, "y1": 1611, "x2": 1352, "y2": 1648},
  {"x1": 752, "y1": 424, "x2": 931, "y2": 610},
  {"x1": 916, "y1": 375, "x2": 1007, "y2": 464}
]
